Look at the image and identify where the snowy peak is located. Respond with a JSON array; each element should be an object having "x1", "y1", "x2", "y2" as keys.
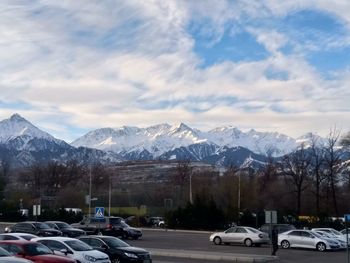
[{"x1": 0, "y1": 114, "x2": 54, "y2": 143}]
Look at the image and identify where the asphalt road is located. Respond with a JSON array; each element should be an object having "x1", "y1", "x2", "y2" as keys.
[{"x1": 126, "y1": 228, "x2": 348, "y2": 263}]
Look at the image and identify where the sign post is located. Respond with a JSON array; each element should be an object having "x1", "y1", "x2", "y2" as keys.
[
  {"x1": 265, "y1": 210, "x2": 277, "y2": 255},
  {"x1": 33, "y1": 205, "x2": 41, "y2": 222},
  {"x1": 95, "y1": 207, "x2": 105, "y2": 235},
  {"x1": 345, "y1": 214, "x2": 350, "y2": 263}
]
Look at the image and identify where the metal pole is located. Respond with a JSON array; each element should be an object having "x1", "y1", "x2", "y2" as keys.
[
  {"x1": 189, "y1": 173, "x2": 193, "y2": 204},
  {"x1": 108, "y1": 175, "x2": 111, "y2": 216},
  {"x1": 238, "y1": 173, "x2": 241, "y2": 224},
  {"x1": 89, "y1": 166, "x2": 92, "y2": 218},
  {"x1": 347, "y1": 220, "x2": 349, "y2": 263}
]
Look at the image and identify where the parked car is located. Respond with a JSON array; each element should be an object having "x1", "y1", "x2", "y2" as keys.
[
  {"x1": 5, "y1": 222, "x2": 62, "y2": 237},
  {"x1": 79, "y1": 235, "x2": 152, "y2": 263},
  {"x1": 259, "y1": 224, "x2": 296, "y2": 235},
  {"x1": 0, "y1": 240, "x2": 76, "y2": 263},
  {"x1": 71, "y1": 217, "x2": 142, "y2": 239},
  {"x1": 0, "y1": 246, "x2": 33, "y2": 263},
  {"x1": 209, "y1": 226, "x2": 269, "y2": 247},
  {"x1": 312, "y1": 230, "x2": 347, "y2": 249},
  {"x1": 312, "y1": 228, "x2": 349, "y2": 243},
  {"x1": 33, "y1": 237, "x2": 110, "y2": 263},
  {"x1": 278, "y1": 229, "x2": 341, "y2": 251},
  {"x1": 44, "y1": 221, "x2": 85, "y2": 238},
  {"x1": 0, "y1": 233, "x2": 38, "y2": 241}
]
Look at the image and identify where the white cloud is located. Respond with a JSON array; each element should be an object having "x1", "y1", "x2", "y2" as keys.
[{"x1": 0, "y1": 0, "x2": 349, "y2": 141}]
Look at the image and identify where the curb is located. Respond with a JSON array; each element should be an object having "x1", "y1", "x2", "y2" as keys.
[{"x1": 148, "y1": 248, "x2": 278, "y2": 262}]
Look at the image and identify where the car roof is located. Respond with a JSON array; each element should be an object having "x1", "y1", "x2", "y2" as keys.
[
  {"x1": 33, "y1": 237, "x2": 77, "y2": 242},
  {"x1": 0, "y1": 240, "x2": 37, "y2": 245},
  {"x1": 44, "y1": 221, "x2": 66, "y2": 224},
  {"x1": 0, "y1": 233, "x2": 36, "y2": 237}
]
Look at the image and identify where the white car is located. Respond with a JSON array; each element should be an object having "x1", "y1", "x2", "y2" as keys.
[
  {"x1": 32, "y1": 236, "x2": 110, "y2": 263},
  {"x1": 209, "y1": 226, "x2": 269, "y2": 247},
  {"x1": 312, "y1": 230, "x2": 347, "y2": 249},
  {"x1": 0, "y1": 233, "x2": 38, "y2": 241},
  {"x1": 279, "y1": 229, "x2": 341, "y2": 251},
  {"x1": 312, "y1": 228, "x2": 349, "y2": 244}
]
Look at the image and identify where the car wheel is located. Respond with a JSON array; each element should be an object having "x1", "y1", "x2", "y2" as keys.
[
  {"x1": 213, "y1": 236, "x2": 222, "y2": 245},
  {"x1": 281, "y1": 240, "x2": 290, "y2": 249},
  {"x1": 244, "y1": 238, "x2": 253, "y2": 247},
  {"x1": 316, "y1": 242, "x2": 326, "y2": 252}
]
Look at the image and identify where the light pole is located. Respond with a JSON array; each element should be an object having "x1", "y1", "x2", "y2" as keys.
[
  {"x1": 88, "y1": 166, "x2": 92, "y2": 218},
  {"x1": 189, "y1": 173, "x2": 193, "y2": 204},
  {"x1": 108, "y1": 174, "x2": 111, "y2": 216}
]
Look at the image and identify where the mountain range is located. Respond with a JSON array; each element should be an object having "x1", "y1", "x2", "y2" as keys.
[{"x1": 0, "y1": 114, "x2": 329, "y2": 168}]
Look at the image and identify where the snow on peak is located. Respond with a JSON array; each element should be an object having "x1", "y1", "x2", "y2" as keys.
[{"x1": 0, "y1": 114, "x2": 54, "y2": 142}]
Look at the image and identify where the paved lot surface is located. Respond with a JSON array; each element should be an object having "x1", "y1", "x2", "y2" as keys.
[
  {"x1": 0, "y1": 224, "x2": 348, "y2": 263},
  {"x1": 126, "y1": 228, "x2": 348, "y2": 263}
]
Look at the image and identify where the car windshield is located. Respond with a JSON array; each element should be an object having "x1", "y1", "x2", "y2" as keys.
[
  {"x1": 56, "y1": 222, "x2": 71, "y2": 228},
  {"x1": 246, "y1": 227, "x2": 259, "y2": 233},
  {"x1": 0, "y1": 247, "x2": 11, "y2": 257},
  {"x1": 24, "y1": 243, "x2": 53, "y2": 256},
  {"x1": 120, "y1": 221, "x2": 130, "y2": 228},
  {"x1": 33, "y1": 222, "x2": 51, "y2": 230},
  {"x1": 109, "y1": 218, "x2": 122, "y2": 224},
  {"x1": 312, "y1": 232, "x2": 322, "y2": 238},
  {"x1": 102, "y1": 237, "x2": 130, "y2": 248},
  {"x1": 21, "y1": 234, "x2": 36, "y2": 241},
  {"x1": 330, "y1": 229, "x2": 342, "y2": 236},
  {"x1": 64, "y1": 240, "x2": 93, "y2": 251}
]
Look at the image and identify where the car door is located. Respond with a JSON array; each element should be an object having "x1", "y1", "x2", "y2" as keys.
[
  {"x1": 45, "y1": 240, "x2": 74, "y2": 259},
  {"x1": 288, "y1": 231, "x2": 302, "y2": 247},
  {"x1": 234, "y1": 227, "x2": 249, "y2": 243},
  {"x1": 221, "y1": 227, "x2": 236, "y2": 243},
  {"x1": 300, "y1": 232, "x2": 316, "y2": 248}
]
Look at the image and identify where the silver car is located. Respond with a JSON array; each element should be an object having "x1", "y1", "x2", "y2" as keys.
[
  {"x1": 209, "y1": 226, "x2": 269, "y2": 247},
  {"x1": 279, "y1": 229, "x2": 341, "y2": 251}
]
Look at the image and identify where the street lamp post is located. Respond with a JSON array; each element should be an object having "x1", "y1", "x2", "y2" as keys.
[
  {"x1": 108, "y1": 174, "x2": 111, "y2": 216},
  {"x1": 88, "y1": 166, "x2": 92, "y2": 218}
]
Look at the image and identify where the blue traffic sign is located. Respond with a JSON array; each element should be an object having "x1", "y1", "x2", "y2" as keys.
[
  {"x1": 95, "y1": 207, "x2": 105, "y2": 218},
  {"x1": 344, "y1": 214, "x2": 350, "y2": 222}
]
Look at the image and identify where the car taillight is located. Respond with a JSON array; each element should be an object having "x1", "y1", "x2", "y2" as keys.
[
  {"x1": 259, "y1": 234, "x2": 263, "y2": 238},
  {"x1": 107, "y1": 224, "x2": 113, "y2": 229}
]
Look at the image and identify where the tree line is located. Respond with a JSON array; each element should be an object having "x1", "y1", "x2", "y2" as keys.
[{"x1": 0, "y1": 129, "x2": 349, "y2": 229}]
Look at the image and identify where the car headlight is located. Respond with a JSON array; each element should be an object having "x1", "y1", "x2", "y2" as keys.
[
  {"x1": 124, "y1": 252, "x2": 138, "y2": 259},
  {"x1": 84, "y1": 255, "x2": 97, "y2": 262}
]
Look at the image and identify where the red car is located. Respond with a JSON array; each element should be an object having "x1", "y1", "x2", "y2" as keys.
[{"x1": 0, "y1": 240, "x2": 76, "y2": 263}]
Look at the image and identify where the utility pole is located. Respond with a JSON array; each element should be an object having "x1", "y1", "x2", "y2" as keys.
[
  {"x1": 238, "y1": 173, "x2": 241, "y2": 224},
  {"x1": 108, "y1": 174, "x2": 111, "y2": 216},
  {"x1": 88, "y1": 166, "x2": 92, "y2": 218},
  {"x1": 189, "y1": 173, "x2": 193, "y2": 204}
]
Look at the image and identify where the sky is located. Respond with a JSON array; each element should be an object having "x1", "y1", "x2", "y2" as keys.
[{"x1": 1, "y1": 0, "x2": 350, "y2": 142}]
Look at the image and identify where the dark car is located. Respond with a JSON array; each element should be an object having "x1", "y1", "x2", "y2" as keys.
[
  {"x1": 44, "y1": 221, "x2": 85, "y2": 238},
  {"x1": 79, "y1": 235, "x2": 152, "y2": 263},
  {"x1": 0, "y1": 240, "x2": 76, "y2": 263},
  {"x1": 71, "y1": 216, "x2": 142, "y2": 239},
  {"x1": 5, "y1": 222, "x2": 62, "y2": 237}
]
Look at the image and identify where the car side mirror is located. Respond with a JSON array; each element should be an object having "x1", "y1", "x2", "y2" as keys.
[
  {"x1": 60, "y1": 249, "x2": 72, "y2": 255},
  {"x1": 80, "y1": 222, "x2": 85, "y2": 225}
]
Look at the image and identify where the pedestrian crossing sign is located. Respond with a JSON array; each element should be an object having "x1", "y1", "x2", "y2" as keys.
[{"x1": 95, "y1": 207, "x2": 105, "y2": 218}]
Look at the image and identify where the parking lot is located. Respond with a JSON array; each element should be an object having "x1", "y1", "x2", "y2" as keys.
[{"x1": 0, "y1": 223, "x2": 348, "y2": 263}]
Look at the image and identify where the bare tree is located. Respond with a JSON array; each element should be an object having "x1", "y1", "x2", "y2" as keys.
[
  {"x1": 279, "y1": 144, "x2": 311, "y2": 215},
  {"x1": 323, "y1": 128, "x2": 342, "y2": 216},
  {"x1": 309, "y1": 135, "x2": 326, "y2": 216}
]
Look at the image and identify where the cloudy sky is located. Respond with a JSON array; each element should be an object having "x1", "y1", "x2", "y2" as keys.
[{"x1": 1, "y1": 0, "x2": 350, "y2": 142}]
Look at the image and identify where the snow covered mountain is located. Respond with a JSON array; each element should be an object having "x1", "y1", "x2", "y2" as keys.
[
  {"x1": 0, "y1": 114, "x2": 331, "y2": 168},
  {"x1": 72, "y1": 123, "x2": 316, "y2": 158},
  {"x1": 0, "y1": 114, "x2": 121, "y2": 167}
]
